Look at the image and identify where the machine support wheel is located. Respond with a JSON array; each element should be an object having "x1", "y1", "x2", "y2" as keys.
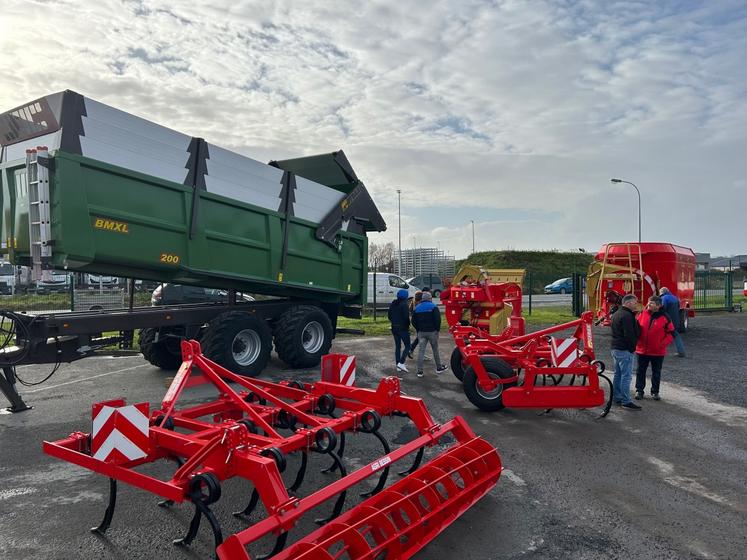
[
  {"x1": 201, "y1": 312, "x2": 272, "y2": 377},
  {"x1": 273, "y1": 305, "x2": 333, "y2": 368},
  {"x1": 450, "y1": 347, "x2": 467, "y2": 382},
  {"x1": 462, "y1": 356, "x2": 517, "y2": 412},
  {"x1": 139, "y1": 327, "x2": 184, "y2": 370}
]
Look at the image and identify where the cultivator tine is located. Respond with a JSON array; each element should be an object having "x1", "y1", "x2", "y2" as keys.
[
  {"x1": 90, "y1": 478, "x2": 117, "y2": 534},
  {"x1": 233, "y1": 488, "x2": 261, "y2": 518},
  {"x1": 315, "y1": 450, "x2": 348, "y2": 525},
  {"x1": 321, "y1": 432, "x2": 345, "y2": 473},
  {"x1": 597, "y1": 373, "x2": 614, "y2": 418},
  {"x1": 360, "y1": 430, "x2": 391, "y2": 498},
  {"x1": 173, "y1": 503, "x2": 203, "y2": 547},
  {"x1": 397, "y1": 446, "x2": 424, "y2": 476},
  {"x1": 255, "y1": 531, "x2": 289, "y2": 560},
  {"x1": 288, "y1": 451, "x2": 308, "y2": 493}
]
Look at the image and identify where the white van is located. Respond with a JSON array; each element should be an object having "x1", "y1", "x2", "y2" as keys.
[
  {"x1": 367, "y1": 273, "x2": 419, "y2": 306},
  {"x1": 0, "y1": 261, "x2": 16, "y2": 294}
]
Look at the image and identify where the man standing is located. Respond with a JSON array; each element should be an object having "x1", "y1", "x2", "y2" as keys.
[
  {"x1": 635, "y1": 295, "x2": 675, "y2": 401},
  {"x1": 659, "y1": 287, "x2": 686, "y2": 357},
  {"x1": 387, "y1": 289, "x2": 411, "y2": 374},
  {"x1": 412, "y1": 291, "x2": 449, "y2": 378},
  {"x1": 610, "y1": 294, "x2": 642, "y2": 410}
]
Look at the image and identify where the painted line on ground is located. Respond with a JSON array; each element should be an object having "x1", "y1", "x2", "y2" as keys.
[{"x1": 25, "y1": 363, "x2": 150, "y2": 393}]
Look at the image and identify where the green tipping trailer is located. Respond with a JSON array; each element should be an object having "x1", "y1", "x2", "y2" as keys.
[{"x1": 0, "y1": 91, "x2": 385, "y2": 386}]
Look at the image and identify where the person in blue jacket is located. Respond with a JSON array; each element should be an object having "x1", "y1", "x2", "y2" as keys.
[
  {"x1": 387, "y1": 289, "x2": 411, "y2": 373},
  {"x1": 412, "y1": 291, "x2": 449, "y2": 378},
  {"x1": 659, "y1": 287, "x2": 686, "y2": 357}
]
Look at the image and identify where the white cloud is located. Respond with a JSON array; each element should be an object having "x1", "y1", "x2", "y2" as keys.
[{"x1": 1, "y1": 0, "x2": 745, "y2": 257}]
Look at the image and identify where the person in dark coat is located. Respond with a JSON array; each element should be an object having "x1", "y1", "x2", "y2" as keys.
[
  {"x1": 659, "y1": 287, "x2": 685, "y2": 357},
  {"x1": 412, "y1": 291, "x2": 448, "y2": 378},
  {"x1": 388, "y1": 289, "x2": 411, "y2": 373},
  {"x1": 610, "y1": 294, "x2": 642, "y2": 410},
  {"x1": 635, "y1": 295, "x2": 674, "y2": 400}
]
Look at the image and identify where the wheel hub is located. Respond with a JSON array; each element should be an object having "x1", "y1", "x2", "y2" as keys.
[
  {"x1": 301, "y1": 321, "x2": 324, "y2": 353},
  {"x1": 232, "y1": 329, "x2": 262, "y2": 366}
]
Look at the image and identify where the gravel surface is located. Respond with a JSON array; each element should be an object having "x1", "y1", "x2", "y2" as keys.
[{"x1": 1, "y1": 312, "x2": 745, "y2": 559}]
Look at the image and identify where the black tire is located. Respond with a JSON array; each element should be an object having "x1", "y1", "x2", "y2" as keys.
[
  {"x1": 451, "y1": 347, "x2": 467, "y2": 382},
  {"x1": 678, "y1": 309, "x2": 688, "y2": 333},
  {"x1": 273, "y1": 305, "x2": 333, "y2": 368},
  {"x1": 433, "y1": 289, "x2": 441, "y2": 298},
  {"x1": 139, "y1": 327, "x2": 184, "y2": 370},
  {"x1": 560, "y1": 288, "x2": 567, "y2": 294},
  {"x1": 462, "y1": 356, "x2": 517, "y2": 412},
  {"x1": 201, "y1": 311, "x2": 272, "y2": 377}
]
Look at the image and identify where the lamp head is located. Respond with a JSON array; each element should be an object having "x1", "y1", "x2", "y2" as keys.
[{"x1": 610, "y1": 178, "x2": 622, "y2": 183}]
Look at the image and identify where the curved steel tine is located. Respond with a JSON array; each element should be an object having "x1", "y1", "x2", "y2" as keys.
[
  {"x1": 91, "y1": 478, "x2": 117, "y2": 534},
  {"x1": 361, "y1": 430, "x2": 391, "y2": 498},
  {"x1": 397, "y1": 446, "x2": 424, "y2": 476},
  {"x1": 173, "y1": 502, "x2": 202, "y2": 546},
  {"x1": 288, "y1": 452, "x2": 308, "y2": 493},
  {"x1": 597, "y1": 373, "x2": 614, "y2": 419},
  {"x1": 233, "y1": 488, "x2": 260, "y2": 517},
  {"x1": 256, "y1": 531, "x2": 289, "y2": 560},
  {"x1": 321, "y1": 431, "x2": 345, "y2": 473},
  {"x1": 193, "y1": 500, "x2": 223, "y2": 558},
  {"x1": 314, "y1": 451, "x2": 347, "y2": 525}
]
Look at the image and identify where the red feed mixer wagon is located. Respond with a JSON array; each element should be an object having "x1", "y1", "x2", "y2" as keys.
[{"x1": 586, "y1": 242, "x2": 696, "y2": 331}]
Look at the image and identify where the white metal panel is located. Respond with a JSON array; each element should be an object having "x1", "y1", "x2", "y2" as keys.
[
  {"x1": 204, "y1": 173, "x2": 283, "y2": 211},
  {"x1": 83, "y1": 98, "x2": 191, "y2": 151},
  {"x1": 293, "y1": 176, "x2": 345, "y2": 223},
  {"x1": 2, "y1": 130, "x2": 62, "y2": 162},
  {"x1": 207, "y1": 144, "x2": 284, "y2": 184},
  {"x1": 81, "y1": 116, "x2": 190, "y2": 168},
  {"x1": 80, "y1": 136, "x2": 189, "y2": 184}
]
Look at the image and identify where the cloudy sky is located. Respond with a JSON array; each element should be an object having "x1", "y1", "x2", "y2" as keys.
[{"x1": 1, "y1": 0, "x2": 745, "y2": 258}]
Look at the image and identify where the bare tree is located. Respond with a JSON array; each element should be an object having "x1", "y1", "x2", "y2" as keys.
[{"x1": 368, "y1": 242, "x2": 396, "y2": 272}]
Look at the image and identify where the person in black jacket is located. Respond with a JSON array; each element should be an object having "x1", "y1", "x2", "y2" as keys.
[
  {"x1": 610, "y1": 294, "x2": 642, "y2": 410},
  {"x1": 412, "y1": 291, "x2": 449, "y2": 378},
  {"x1": 388, "y1": 289, "x2": 411, "y2": 373}
]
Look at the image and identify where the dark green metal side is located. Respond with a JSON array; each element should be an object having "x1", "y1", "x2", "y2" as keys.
[{"x1": 1, "y1": 151, "x2": 368, "y2": 305}]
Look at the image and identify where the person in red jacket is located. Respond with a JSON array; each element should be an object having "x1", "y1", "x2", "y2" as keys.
[{"x1": 635, "y1": 295, "x2": 675, "y2": 401}]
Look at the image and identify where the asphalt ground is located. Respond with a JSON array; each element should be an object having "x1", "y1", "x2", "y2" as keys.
[{"x1": 1, "y1": 312, "x2": 745, "y2": 559}]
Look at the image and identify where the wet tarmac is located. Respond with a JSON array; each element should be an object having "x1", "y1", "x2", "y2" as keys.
[{"x1": 1, "y1": 313, "x2": 745, "y2": 559}]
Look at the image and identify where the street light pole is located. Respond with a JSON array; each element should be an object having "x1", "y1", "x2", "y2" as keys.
[
  {"x1": 470, "y1": 220, "x2": 475, "y2": 255},
  {"x1": 610, "y1": 178, "x2": 641, "y2": 242},
  {"x1": 396, "y1": 189, "x2": 402, "y2": 276}
]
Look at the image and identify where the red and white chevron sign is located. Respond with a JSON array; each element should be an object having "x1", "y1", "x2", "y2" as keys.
[
  {"x1": 321, "y1": 354, "x2": 356, "y2": 386},
  {"x1": 91, "y1": 399, "x2": 150, "y2": 465},
  {"x1": 550, "y1": 337, "x2": 580, "y2": 368}
]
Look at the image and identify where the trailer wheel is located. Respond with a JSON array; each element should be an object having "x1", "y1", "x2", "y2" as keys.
[
  {"x1": 463, "y1": 356, "x2": 516, "y2": 412},
  {"x1": 678, "y1": 309, "x2": 689, "y2": 333},
  {"x1": 139, "y1": 327, "x2": 183, "y2": 370},
  {"x1": 201, "y1": 312, "x2": 272, "y2": 377},
  {"x1": 274, "y1": 305, "x2": 333, "y2": 368},
  {"x1": 451, "y1": 347, "x2": 467, "y2": 382}
]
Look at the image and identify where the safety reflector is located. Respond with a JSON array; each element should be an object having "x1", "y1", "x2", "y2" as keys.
[
  {"x1": 91, "y1": 399, "x2": 150, "y2": 464},
  {"x1": 321, "y1": 354, "x2": 356, "y2": 386},
  {"x1": 550, "y1": 337, "x2": 579, "y2": 368}
]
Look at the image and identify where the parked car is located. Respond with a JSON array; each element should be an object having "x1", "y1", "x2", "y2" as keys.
[
  {"x1": 544, "y1": 277, "x2": 573, "y2": 294},
  {"x1": 36, "y1": 271, "x2": 72, "y2": 294},
  {"x1": 0, "y1": 262, "x2": 16, "y2": 294},
  {"x1": 151, "y1": 284, "x2": 254, "y2": 306},
  {"x1": 84, "y1": 273, "x2": 121, "y2": 289},
  {"x1": 406, "y1": 274, "x2": 446, "y2": 298},
  {"x1": 367, "y1": 273, "x2": 419, "y2": 306}
]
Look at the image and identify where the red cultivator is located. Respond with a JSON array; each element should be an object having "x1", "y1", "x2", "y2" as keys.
[
  {"x1": 451, "y1": 312, "x2": 613, "y2": 416},
  {"x1": 43, "y1": 340, "x2": 501, "y2": 559}
]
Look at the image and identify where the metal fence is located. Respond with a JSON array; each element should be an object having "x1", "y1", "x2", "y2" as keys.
[{"x1": 693, "y1": 270, "x2": 743, "y2": 312}]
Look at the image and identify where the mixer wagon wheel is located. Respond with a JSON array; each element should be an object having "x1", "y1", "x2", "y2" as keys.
[
  {"x1": 201, "y1": 312, "x2": 272, "y2": 377},
  {"x1": 678, "y1": 309, "x2": 689, "y2": 333},
  {"x1": 451, "y1": 347, "x2": 467, "y2": 382},
  {"x1": 273, "y1": 305, "x2": 333, "y2": 368},
  {"x1": 463, "y1": 356, "x2": 517, "y2": 412},
  {"x1": 139, "y1": 327, "x2": 184, "y2": 370}
]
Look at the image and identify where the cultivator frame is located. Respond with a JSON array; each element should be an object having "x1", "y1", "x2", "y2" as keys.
[
  {"x1": 43, "y1": 340, "x2": 501, "y2": 559},
  {"x1": 452, "y1": 311, "x2": 613, "y2": 416}
]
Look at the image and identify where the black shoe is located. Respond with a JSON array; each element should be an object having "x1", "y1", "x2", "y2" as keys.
[
  {"x1": 614, "y1": 401, "x2": 623, "y2": 406},
  {"x1": 436, "y1": 365, "x2": 448, "y2": 373},
  {"x1": 622, "y1": 402, "x2": 642, "y2": 410},
  {"x1": 634, "y1": 392, "x2": 643, "y2": 400},
  {"x1": 652, "y1": 394, "x2": 661, "y2": 401},
  {"x1": 677, "y1": 353, "x2": 686, "y2": 358},
  {"x1": 408, "y1": 351, "x2": 414, "y2": 359}
]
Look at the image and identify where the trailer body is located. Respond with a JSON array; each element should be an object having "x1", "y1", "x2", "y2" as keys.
[
  {"x1": 587, "y1": 242, "x2": 695, "y2": 328},
  {"x1": 0, "y1": 91, "x2": 385, "y2": 389}
]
